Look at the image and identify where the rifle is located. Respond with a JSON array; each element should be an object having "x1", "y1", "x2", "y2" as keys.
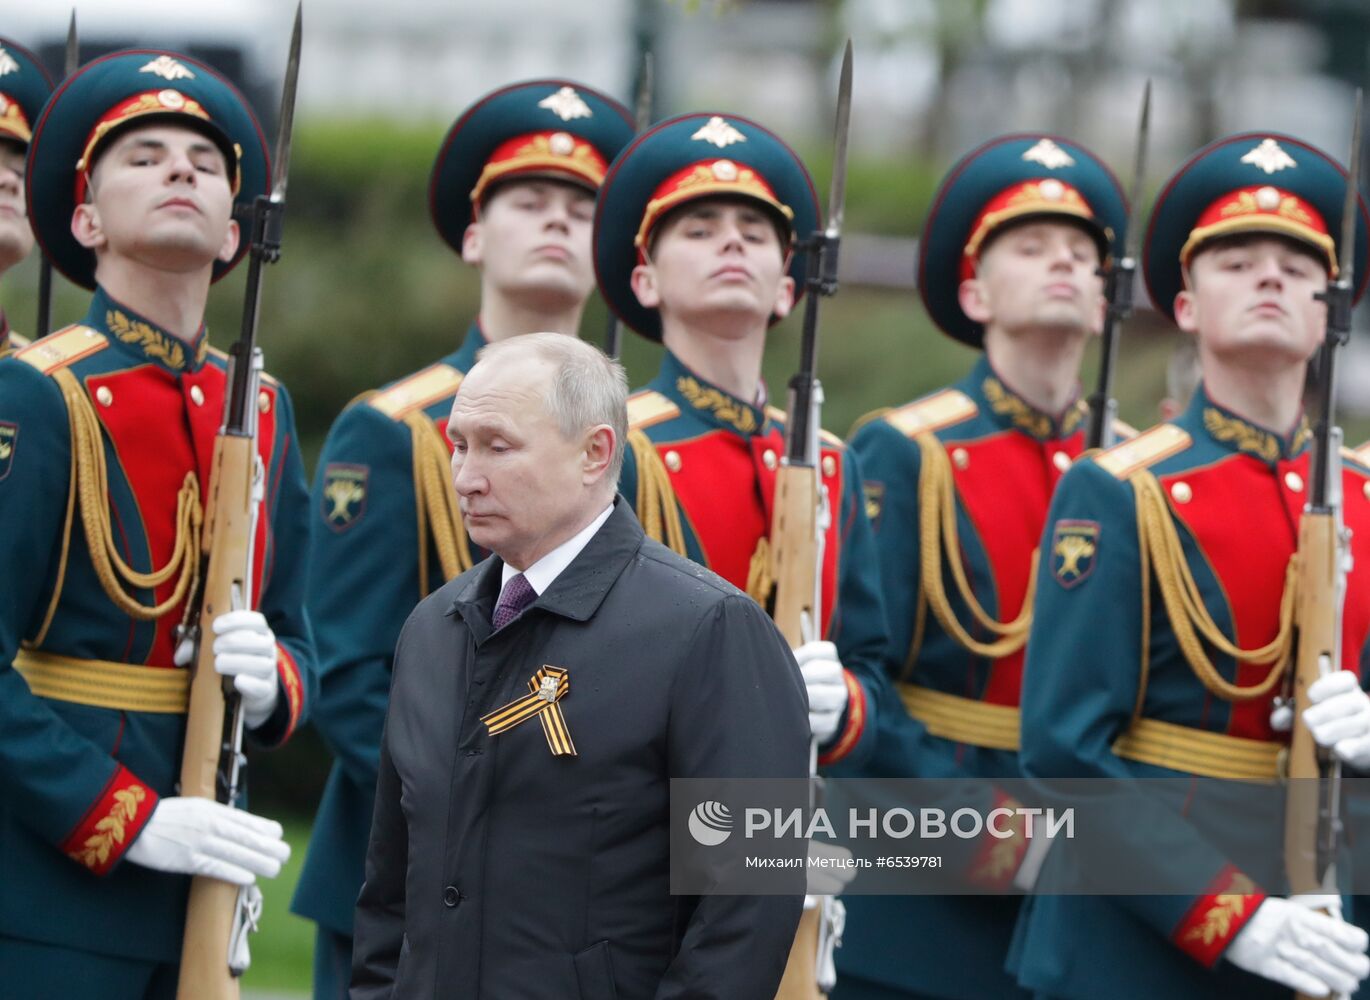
[
  {"x1": 1284, "y1": 88, "x2": 1362, "y2": 1000},
  {"x1": 770, "y1": 39, "x2": 850, "y2": 1000},
  {"x1": 605, "y1": 52, "x2": 653, "y2": 359},
  {"x1": 33, "y1": 12, "x2": 78, "y2": 337},
  {"x1": 176, "y1": 8, "x2": 301, "y2": 997},
  {"x1": 1084, "y1": 80, "x2": 1151, "y2": 451}
]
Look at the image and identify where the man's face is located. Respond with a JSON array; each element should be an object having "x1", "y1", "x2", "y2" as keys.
[
  {"x1": 958, "y1": 220, "x2": 1106, "y2": 339},
  {"x1": 630, "y1": 198, "x2": 795, "y2": 339},
  {"x1": 461, "y1": 179, "x2": 596, "y2": 310},
  {"x1": 1175, "y1": 236, "x2": 1328, "y2": 365},
  {"x1": 0, "y1": 140, "x2": 34, "y2": 273},
  {"x1": 447, "y1": 355, "x2": 598, "y2": 569},
  {"x1": 71, "y1": 124, "x2": 239, "y2": 276}
]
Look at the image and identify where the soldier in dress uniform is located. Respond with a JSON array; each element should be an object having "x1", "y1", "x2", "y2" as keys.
[
  {"x1": 592, "y1": 111, "x2": 889, "y2": 773},
  {"x1": 1012, "y1": 132, "x2": 1370, "y2": 999},
  {"x1": 834, "y1": 135, "x2": 1128, "y2": 1000},
  {"x1": 0, "y1": 36, "x2": 52, "y2": 356},
  {"x1": 0, "y1": 49, "x2": 315, "y2": 998},
  {"x1": 291, "y1": 80, "x2": 634, "y2": 1000}
]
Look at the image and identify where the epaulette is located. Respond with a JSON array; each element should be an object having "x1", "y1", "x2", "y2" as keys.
[
  {"x1": 14, "y1": 325, "x2": 109, "y2": 375},
  {"x1": 9, "y1": 332, "x2": 29, "y2": 350},
  {"x1": 882, "y1": 389, "x2": 979, "y2": 439},
  {"x1": 627, "y1": 389, "x2": 680, "y2": 430},
  {"x1": 764, "y1": 405, "x2": 843, "y2": 448},
  {"x1": 1096, "y1": 423, "x2": 1192, "y2": 479},
  {"x1": 368, "y1": 364, "x2": 464, "y2": 421}
]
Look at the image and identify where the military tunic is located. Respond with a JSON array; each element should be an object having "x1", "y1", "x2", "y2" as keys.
[
  {"x1": 618, "y1": 351, "x2": 888, "y2": 768},
  {"x1": 1012, "y1": 388, "x2": 1370, "y2": 999},
  {"x1": 292, "y1": 323, "x2": 487, "y2": 954},
  {"x1": 0, "y1": 288, "x2": 314, "y2": 969}
]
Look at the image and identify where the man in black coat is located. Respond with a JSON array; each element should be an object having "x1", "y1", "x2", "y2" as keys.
[{"x1": 351, "y1": 333, "x2": 811, "y2": 999}]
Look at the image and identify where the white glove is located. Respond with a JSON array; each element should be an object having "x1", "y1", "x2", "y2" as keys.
[
  {"x1": 1226, "y1": 894, "x2": 1370, "y2": 997},
  {"x1": 213, "y1": 610, "x2": 280, "y2": 729},
  {"x1": 125, "y1": 797, "x2": 291, "y2": 886},
  {"x1": 1303, "y1": 671, "x2": 1370, "y2": 769},
  {"x1": 794, "y1": 641, "x2": 848, "y2": 743}
]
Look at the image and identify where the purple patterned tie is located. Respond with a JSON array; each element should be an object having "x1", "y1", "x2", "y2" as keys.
[{"x1": 493, "y1": 573, "x2": 536, "y2": 630}]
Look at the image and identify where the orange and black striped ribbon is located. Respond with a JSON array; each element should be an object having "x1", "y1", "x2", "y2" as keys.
[{"x1": 480, "y1": 665, "x2": 577, "y2": 756}]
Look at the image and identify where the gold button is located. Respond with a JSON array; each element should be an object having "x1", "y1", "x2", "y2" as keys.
[
  {"x1": 1363, "y1": 481, "x2": 1370, "y2": 501},
  {"x1": 822, "y1": 454, "x2": 837, "y2": 477},
  {"x1": 952, "y1": 447, "x2": 970, "y2": 470},
  {"x1": 95, "y1": 386, "x2": 113, "y2": 406},
  {"x1": 763, "y1": 449, "x2": 778, "y2": 471},
  {"x1": 1053, "y1": 452, "x2": 1072, "y2": 472},
  {"x1": 1170, "y1": 481, "x2": 1192, "y2": 504},
  {"x1": 1284, "y1": 471, "x2": 1304, "y2": 493},
  {"x1": 665, "y1": 450, "x2": 682, "y2": 473},
  {"x1": 189, "y1": 385, "x2": 204, "y2": 406},
  {"x1": 258, "y1": 390, "x2": 272, "y2": 414}
]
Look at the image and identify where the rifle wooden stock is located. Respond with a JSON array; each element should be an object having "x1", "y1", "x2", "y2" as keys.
[
  {"x1": 770, "y1": 461, "x2": 825, "y2": 1000},
  {"x1": 177, "y1": 432, "x2": 256, "y2": 1000},
  {"x1": 771, "y1": 465, "x2": 820, "y2": 648},
  {"x1": 1287, "y1": 512, "x2": 1339, "y2": 1000},
  {"x1": 1286, "y1": 513, "x2": 1337, "y2": 895}
]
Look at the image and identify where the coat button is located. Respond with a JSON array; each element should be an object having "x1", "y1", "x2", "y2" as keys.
[
  {"x1": 443, "y1": 886, "x2": 461, "y2": 907},
  {"x1": 1053, "y1": 451, "x2": 1072, "y2": 472},
  {"x1": 763, "y1": 449, "x2": 778, "y2": 471},
  {"x1": 664, "y1": 450, "x2": 682, "y2": 472},
  {"x1": 1364, "y1": 481, "x2": 1370, "y2": 501},
  {"x1": 822, "y1": 454, "x2": 837, "y2": 477},
  {"x1": 1284, "y1": 471, "x2": 1304, "y2": 493},
  {"x1": 258, "y1": 389, "x2": 272, "y2": 413},
  {"x1": 951, "y1": 447, "x2": 969, "y2": 470},
  {"x1": 1170, "y1": 481, "x2": 1192, "y2": 504},
  {"x1": 189, "y1": 385, "x2": 205, "y2": 406},
  {"x1": 95, "y1": 386, "x2": 113, "y2": 406}
]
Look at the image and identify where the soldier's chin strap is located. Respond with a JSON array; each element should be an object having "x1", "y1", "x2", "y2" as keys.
[{"x1": 1131, "y1": 469, "x2": 1296, "y2": 703}]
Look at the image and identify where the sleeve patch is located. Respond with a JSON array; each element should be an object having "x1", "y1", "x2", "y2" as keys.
[
  {"x1": 0, "y1": 421, "x2": 16, "y2": 481},
  {"x1": 1050, "y1": 519, "x2": 1100, "y2": 589},
  {"x1": 321, "y1": 463, "x2": 368, "y2": 532},
  {"x1": 863, "y1": 480, "x2": 884, "y2": 529}
]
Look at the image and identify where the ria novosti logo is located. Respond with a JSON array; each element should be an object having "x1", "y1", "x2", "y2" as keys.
[{"x1": 688, "y1": 800, "x2": 733, "y2": 846}]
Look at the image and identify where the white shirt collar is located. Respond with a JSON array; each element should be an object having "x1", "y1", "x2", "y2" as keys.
[{"x1": 500, "y1": 502, "x2": 614, "y2": 598}]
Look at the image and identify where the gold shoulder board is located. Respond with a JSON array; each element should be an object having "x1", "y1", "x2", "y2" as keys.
[
  {"x1": 1096, "y1": 424, "x2": 1192, "y2": 479},
  {"x1": 14, "y1": 326, "x2": 109, "y2": 375},
  {"x1": 883, "y1": 389, "x2": 978, "y2": 438},
  {"x1": 627, "y1": 390, "x2": 680, "y2": 430},
  {"x1": 369, "y1": 364, "x2": 465, "y2": 420}
]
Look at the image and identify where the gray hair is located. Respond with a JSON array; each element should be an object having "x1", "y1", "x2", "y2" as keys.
[{"x1": 474, "y1": 333, "x2": 629, "y2": 484}]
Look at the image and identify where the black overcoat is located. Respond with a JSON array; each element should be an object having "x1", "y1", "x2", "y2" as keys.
[{"x1": 352, "y1": 498, "x2": 810, "y2": 999}]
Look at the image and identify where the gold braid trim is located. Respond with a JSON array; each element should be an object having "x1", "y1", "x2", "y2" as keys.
[
  {"x1": 914, "y1": 432, "x2": 1036, "y2": 658},
  {"x1": 746, "y1": 536, "x2": 774, "y2": 607},
  {"x1": 1131, "y1": 470, "x2": 1294, "y2": 701},
  {"x1": 43, "y1": 369, "x2": 202, "y2": 627},
  {"x1": 627, "y1": 429, "x2": 687, "y2": 557},
  {"x1": 404, "y1": 411, "x2": 472, "y2": 595}
]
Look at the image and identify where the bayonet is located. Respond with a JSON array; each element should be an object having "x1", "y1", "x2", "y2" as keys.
[
  {"x1": 1085, "y1": 80, "x2": 1151, "y2": 451},
  {"x1": 35, "y1": 11, "x2": 79, "y2": 338}
]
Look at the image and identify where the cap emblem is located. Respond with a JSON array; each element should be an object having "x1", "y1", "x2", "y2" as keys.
[
  {"x1": 1022, "y1": 138, "x2": 1075, "y2": 170},
  {"x1": 692, "y1": 116, "x2": 747, "y2": 149},
  {"x1": 1240, "y1": 138, "x2": 1297, "y2": 175},
  {"x1": 139, "y1": 56, "x2": 195, "y2": 82},
  {"x1": 0, "y1": 49, "x2": 18, "y2": 78},
  {"x1": 537, "y1": 86, "x2": 592, "y2": 122}
]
